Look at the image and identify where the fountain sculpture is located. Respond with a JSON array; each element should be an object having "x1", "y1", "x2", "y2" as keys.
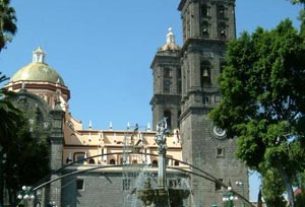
[{"x1": 137, "y1": 118, "x2": 190, "y2": 207}]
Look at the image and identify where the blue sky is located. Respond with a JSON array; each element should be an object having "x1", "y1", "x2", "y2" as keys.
[{"x1": 0, "y1": 0, "x2": 302, "y2": 202}]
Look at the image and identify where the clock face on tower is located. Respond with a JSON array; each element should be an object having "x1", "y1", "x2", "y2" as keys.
[{"x1": 212, "y1": 126, "x2": 227, "y2": 140}]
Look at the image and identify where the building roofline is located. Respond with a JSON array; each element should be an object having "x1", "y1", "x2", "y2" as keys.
[{"x1": 178, "y1": 0, "x2": 187, "y2": 11}]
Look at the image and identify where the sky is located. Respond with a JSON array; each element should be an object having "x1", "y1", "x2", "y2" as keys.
[{"x1": 0, "y1": 0, "x2": 303, "y2": 202}]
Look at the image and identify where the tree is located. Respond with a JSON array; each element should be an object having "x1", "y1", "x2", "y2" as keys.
[
  {"x1": 0, "y1": 75, "x2": 50, "y2": 205},
  {"x1": 291, "y1": 0, "x2": 305, "y2": 6},
  {"x1": 0, "y1": 0, "x2": 17, "y2": 51},
  {"x1": 3, "y1": 116, "x2": 49, "y2": 204},
  {"x1": 210, "y1": 19, "x2": 305, "y2": 206},
  {"x1": 0, "y1": 73, "x2": 21, "y2": 147},
  {"x1": 0, "y1": 73, "x2": 22, "y2": 205},
  {"x1": 294, "y1": 170, "x2": 305, "y2": 207},
  {"x1": 0, "y1": 72, "x2": 22, "y2": 206}
]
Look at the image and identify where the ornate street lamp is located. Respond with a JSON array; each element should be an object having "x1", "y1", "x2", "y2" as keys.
[
  {"x1": 17, "y1": 186, "x2": 35, "y2": 207},
  {"x1": 235, "y1": 181, "x2": 245, "y2": 207},
  {"x1": 47, "y1": 201, "x2": 57, "y2": 207},
  {"x1": 222, "y1": 185, "x2": 238, "y2": 207}
]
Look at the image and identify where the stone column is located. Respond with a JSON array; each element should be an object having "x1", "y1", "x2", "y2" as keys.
[
  {"x1": 48, "y1": 100, "x2": 65, "y2": 207},
  {"x1": 154, "y1": 118, "x2": 170, "y2": 207},
  {"x1": 155, "y1": 118, "x2": 168, "y2": 188}
]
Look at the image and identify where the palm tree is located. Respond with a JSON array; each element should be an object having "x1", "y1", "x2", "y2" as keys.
[
  {"x1": 0, "y1": 72, "x2": 20, "y2": 205},
  {"x1": 0, "y1": 0, "x2": 17, "y2": 51},
  {"x1": 0, "y1": 72, "x2": 20, "y2": 150}
]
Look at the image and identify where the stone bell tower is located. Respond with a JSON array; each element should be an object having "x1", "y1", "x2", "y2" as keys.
[
  {"x1": 150, "y1": 28, "x2": 181, "y2": 130},
  {"x1": 177, "y1": 0, "x2": 249, "y2": 206}
]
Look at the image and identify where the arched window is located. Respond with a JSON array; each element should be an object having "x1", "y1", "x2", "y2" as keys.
[
  {"x1": 163, "y1": 68, "x2": 172, "y2": 94},
  {"x1": 201, "y1": 20, "x2": 209, "y2": 37},
  {"x1": 73, "y1": 152, "x2": 86, "y2": 164},
  {"x1": 218, "y1": 22, "x2": 227, "y2": 38},
  {"x1": 163, "y1": 110, "x2": 172, "y2": 129},
  {"x1": 200, "y1": 4, "x2": 208, "y2": 18},
  {"x1": 201, "y1": 61, "x2": 211, "y2": 87},
  {"x1": 109, "y1": 159, "x2": 116, "y2": 165},
  {"x1": 88, "y1": 159, "x2": 95, "y2": 164},
  {"x1": 152, "y1": 160, "x2": 158, "y2": 167},
  {"x1": 217, "y1": 5, "x2": 225, "y2": 19}
]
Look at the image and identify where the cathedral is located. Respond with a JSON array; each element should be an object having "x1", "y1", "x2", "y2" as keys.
[{"x1": 4, "y1": 0, "x2": 249, "y2": 206}]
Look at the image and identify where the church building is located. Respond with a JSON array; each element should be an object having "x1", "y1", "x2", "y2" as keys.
[{"x1": 4, "y1": 0, "x2": 249, "y2": 206}]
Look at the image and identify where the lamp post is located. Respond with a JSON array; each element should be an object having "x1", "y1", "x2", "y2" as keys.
[
  {"x1": 235, "y1": 181, "x2": 245, "y2": 207},
  {"x1": 222, "y1": 186, "x2": 238, "y2": 207},
  {"x1": 17, "y1": 186, "x2": 35, "y2": 207},
  {"x1": 47, "y1": 201, "x2": 57, "y2": 207}
]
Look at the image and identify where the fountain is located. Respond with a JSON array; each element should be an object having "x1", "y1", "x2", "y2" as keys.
[{"x1": 136, "y1": 118, "x2": 190, "y2": 207}]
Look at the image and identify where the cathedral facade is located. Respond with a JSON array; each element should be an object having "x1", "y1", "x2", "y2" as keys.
[
  {"x1": 4, "y1": 0, "x2": 249, "y2": 206},
  {"x1": 151, "y1": 0, "x2": 248, "y2": 206}
]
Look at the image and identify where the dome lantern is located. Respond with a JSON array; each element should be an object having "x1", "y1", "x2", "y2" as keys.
[
  {"x1": 32, "y1": 47, "x2": 45, "y2": 63},
  {"x1": 166, "y1": 27, "x2": 175, "y2": 45},
  {"x1": 160, "y1": 27, "x2": 180, "y2": 51}
]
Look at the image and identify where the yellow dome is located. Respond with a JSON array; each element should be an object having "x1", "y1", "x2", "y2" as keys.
[
  {"x1": 11, "y1": 62, "x2": 64, "y2": 85},
  {"x1": 10, "y1": 47, "x2": 64, "y2": 85}
]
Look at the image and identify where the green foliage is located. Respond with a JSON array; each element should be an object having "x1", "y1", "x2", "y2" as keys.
[
  {"x1": 294, "y1": 171, "x2": 305, "y2": 207},
  {"x1": 296, "y1": 194, "x2": 305, "y2": 207},
  {"x1": 0, "y1": 72, "x2": 21, "y2": 147},
  {"x1": 0, "y1": 0, "x2": 17, "y2": 51},
  {"x1": 0, "y1": 73, "x2": 49, "y2": 201},
  {"x1": 210, "y1": 18, "x2": 305, "y2": 204},
  {"x1": 261, "y1": 168, "x2": 287, "y2": 207},
  {"x1": 3, "y1": 118, "x2": 50, "y2": 191}
]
